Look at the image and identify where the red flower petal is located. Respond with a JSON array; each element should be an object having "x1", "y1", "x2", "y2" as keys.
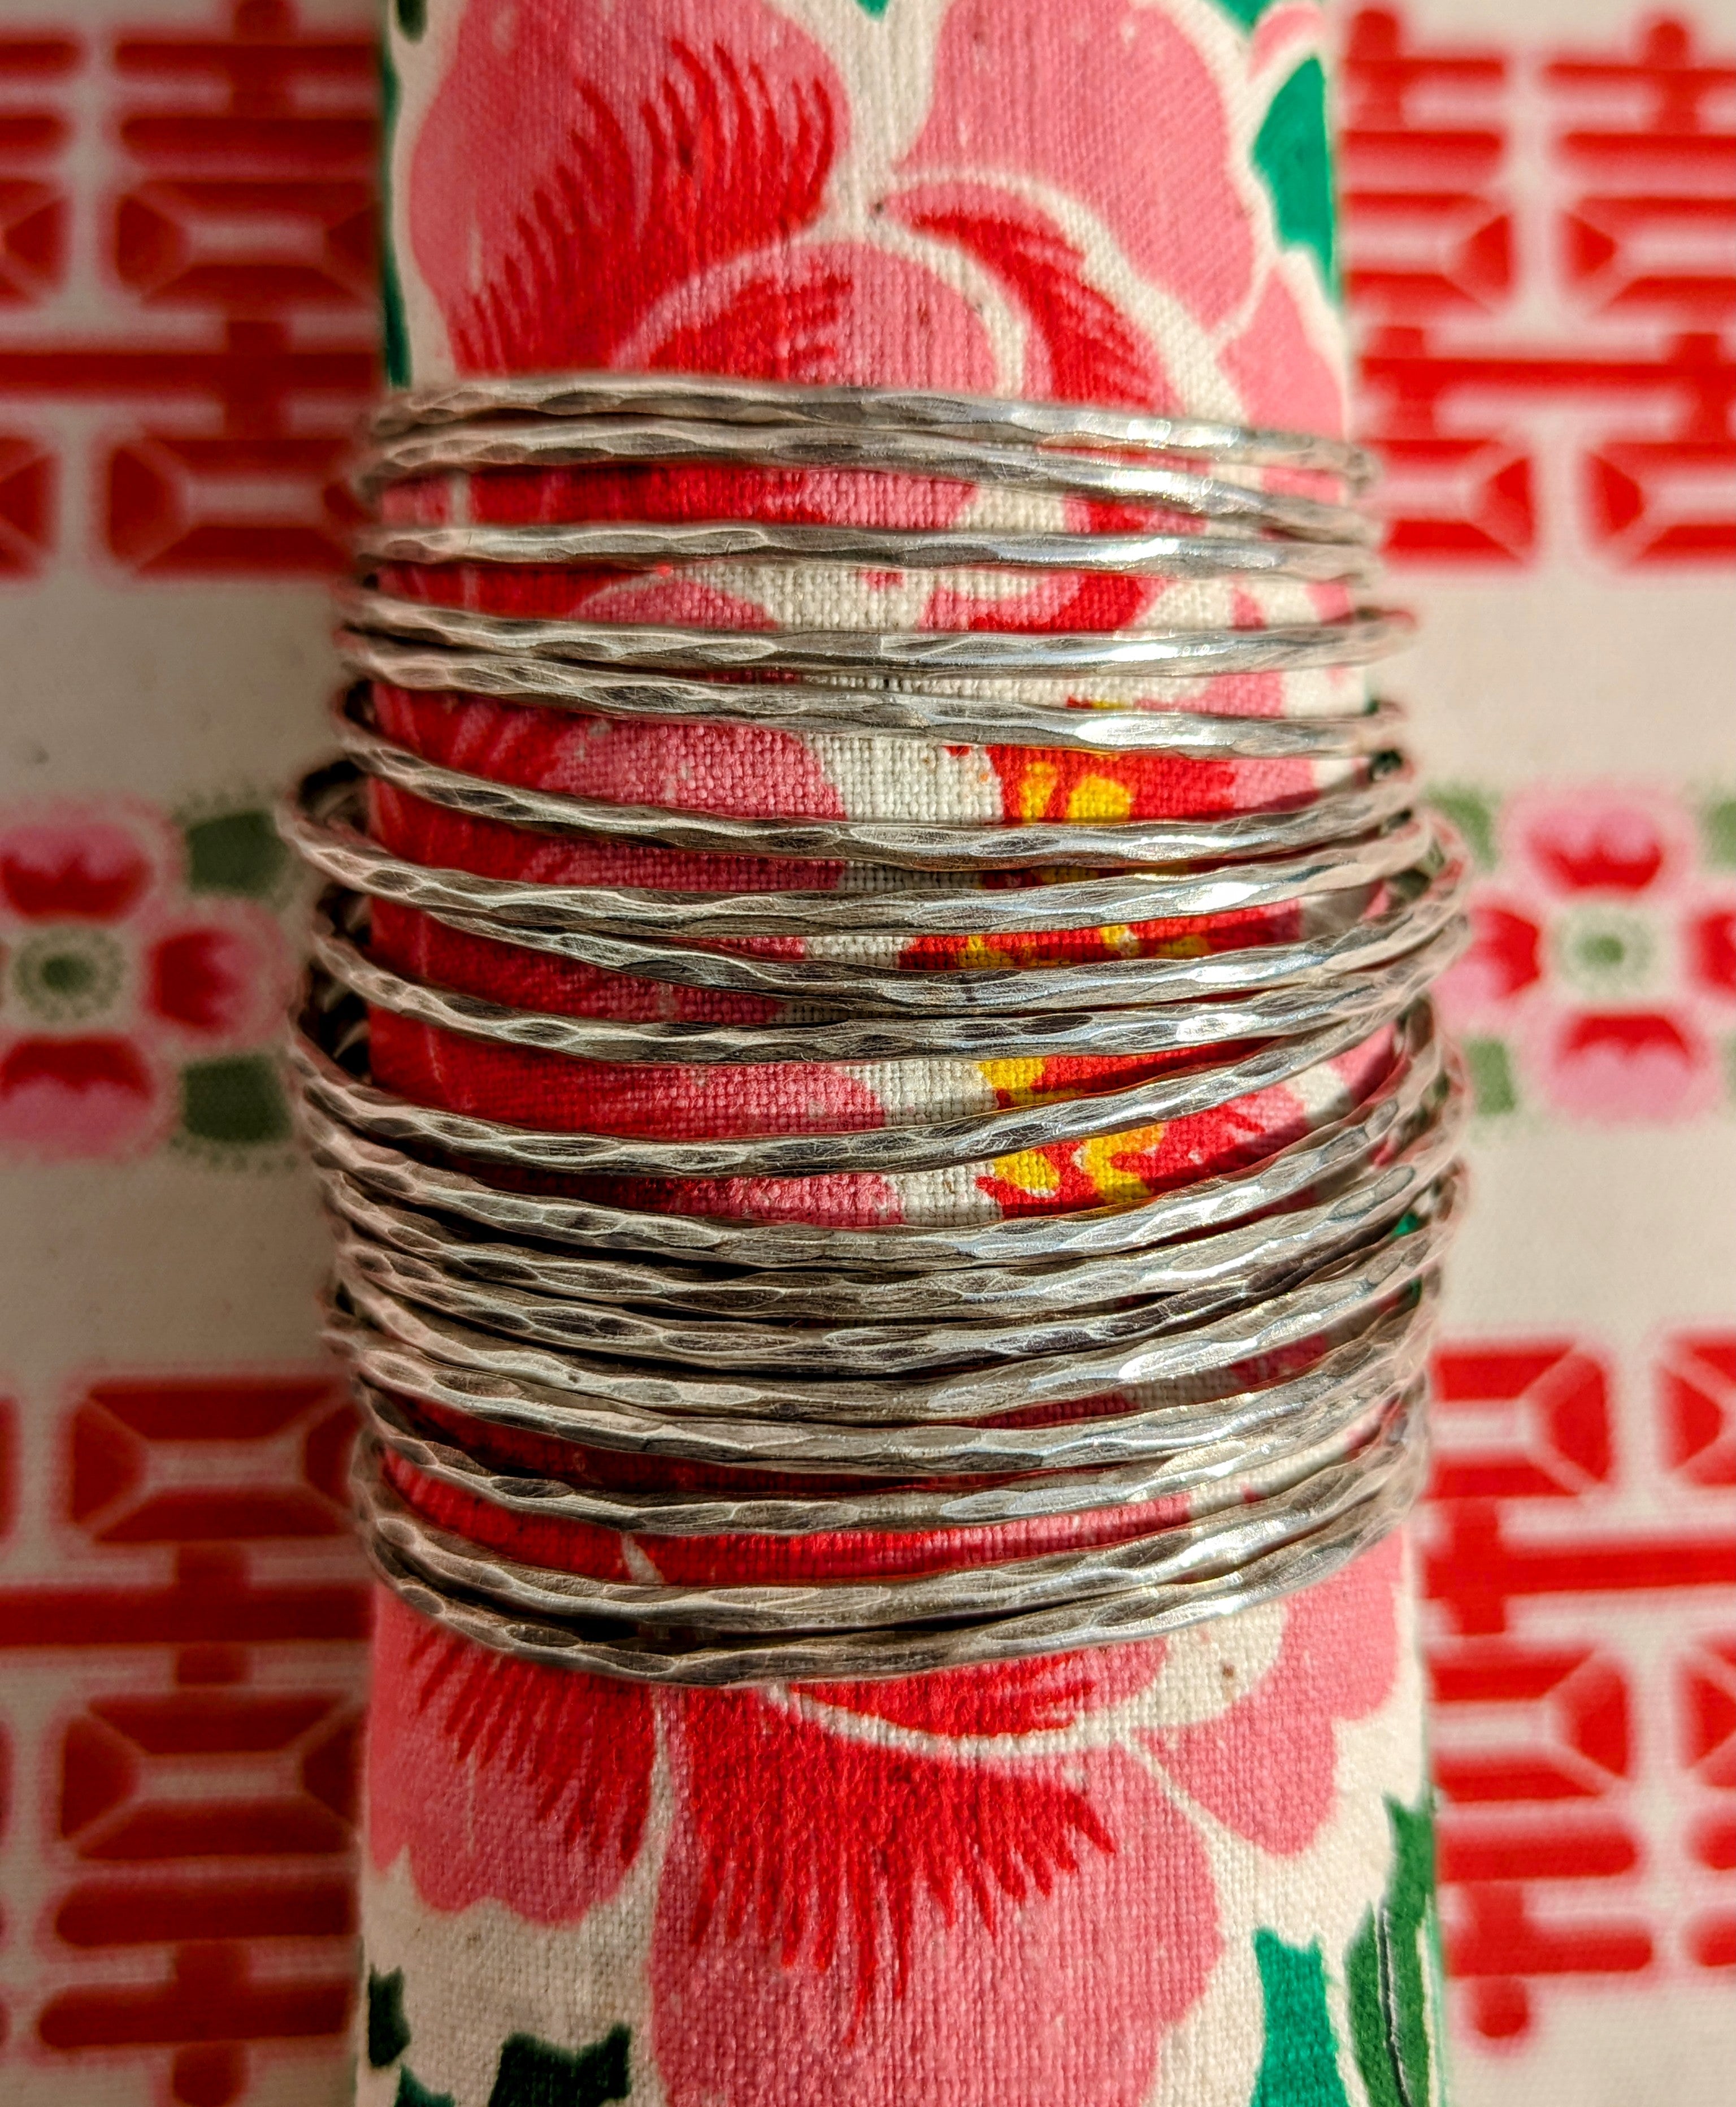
[
  {"x1": 409, "y1": 0, "x2": 847, "y2": 374},
  {"x1": 0, "y1": 1035, "x2": 161, "y2": 1158},
  {"x1": 652, "y1": 1693, "x2": 1213, "y2": 2105},
  {"x1": 364, "y1": 1589, "x2": 652, "y2": 1924},
  {"x1": 1439, "y1": 901, "x2": 1545, "y2": 1015},
  {"x1": 1, "y1": 820, "x2": 150, "y2": 921},
  {"x1": 147, "y1": 926, "x2": 264, "y2": 1037},
  {"x1": 809, "y1": 1645, "x2": 1165, "y2": 1740},
  {"x1": 1691, "y1": 908, "x2": 1736, "y2": 1000},
  {"x1": 1542, "y1": 1010, "x2": 1713, "y2": 1120},
  {"x1": 902, "y1": 0, "x2": 1253, "y2": 328},
  {"x1": 1143, "y1": 1533, "x2": 1402, "y2": 1857},
  {"x1": 1526, "y1": 804, "x2": 1666, "y2": 894}
]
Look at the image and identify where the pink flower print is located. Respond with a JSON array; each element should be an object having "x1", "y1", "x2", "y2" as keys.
[
  {"x1": 367, "y1": 1540, "x2": 1403, "y2": 2105},
  {"x1": 402, "y1": 0, "x2": 1301, "y2": 419},
  {"x1": 1439, "y1": 786, "x2": 1736, "y2": 1121},
  {"x1": 0, "y1": 804, "x2": 291, "y2": 1160}
]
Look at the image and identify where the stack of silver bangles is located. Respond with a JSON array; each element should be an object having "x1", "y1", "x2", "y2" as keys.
[{"x1": 281, "y1": 374, "x2": 1469, "y2": 1686}]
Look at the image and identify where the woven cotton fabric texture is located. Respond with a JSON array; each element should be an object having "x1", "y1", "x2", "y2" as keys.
[{"x1": 345, "y1": 6, "x2": 1452, "y2": 2105}]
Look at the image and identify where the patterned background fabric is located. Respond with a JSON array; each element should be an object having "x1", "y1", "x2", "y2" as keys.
[{"x1": 0, "y1": 3, "x2": 1728, "y2": 2104}]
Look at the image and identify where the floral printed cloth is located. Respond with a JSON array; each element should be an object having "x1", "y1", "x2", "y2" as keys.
[{"x1": 354, "y1": 6, "x2": 1451, "y2": 2105}]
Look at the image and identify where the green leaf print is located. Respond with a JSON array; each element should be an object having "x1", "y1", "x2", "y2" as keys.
[
  {"x1": 1347, "y1": 1794, "x2": 1443, "y2": 2107},
  {"x1": 488, "y1": 2024, "x2": 632, "y2": 2107},
  {"x1": 367, "y1": 1966, "x2": 412, "y2": 2069},
  {"x1": 1249, "y1": 1930, "x2": 1351, "y2": 2106},
  {"x1": 396, "y1": 2071, "x2": 456, "y2": 2107},
  {"x1": 1253, "y1": 58, "x2": 1337, "y2": 294}
]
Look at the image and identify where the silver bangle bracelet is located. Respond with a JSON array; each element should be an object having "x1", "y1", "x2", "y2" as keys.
[
  {"x1": 309, "y1": 899, "x2": 1465, "y2": 1066},
  {"x1": 283, "y1": 779, "x2": 1442, "y2": 941},
  {"x1": 332, "y1": 690, "x2": 1417, "y2": 874},
  {"x1": 354, "y1": 516, "x2": 1377, "y2": 584},
  {"x1": 355, "y1": 418, "x2": 1375, "y2": 546},
  {"x1": 354, "y1": 1389, "x2": 1418, "y2": 1635},
  {"x1": 338, "y1": 583, "x2": 1410, "y2": 680},
  {"x1": 293, "y1": 775, "x2": 1462, "y2": 1009},
  {"x1": 289, "y1": 1005, "x2": 1447, "y2": 1270},
  {"x1": 363, "y1": 374, "x2": 1377, "y2": 487},
  {"x1": 337, "y1": 629, "x2": 1407, "y2": 759},
  {"x1": 285, "y1": 375, "x2": 1462, "y2": 1677},
  {"x1": 324, "y1": 1192, "x2": 1456, "y2": 1451},
  {"x1": 288, "y1": 982, "x2": 1434, "y2": 1180},
  {"x1": 355, "y1": 1435, "x2": 1424, "y2": 1686},
  {"x1": 314, "y1": 1087, "x2": 1459, "y2": 1331},
  {"x1": 303, "y1": 835, "x2": 1466, "y2": 1015},
  {"x1": 353, "y1": 1293, "x2": 1434, "y2": 1529},
  {"x1": 321, "y1": 1098, "x2": 1460, "y2": 1360}
]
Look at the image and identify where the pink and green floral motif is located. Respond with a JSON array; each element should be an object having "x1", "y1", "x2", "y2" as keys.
[
  {"x1": 363, "y1": 1537, "x2": 1413, "y2": 2107},
  {"x1": 0, "y1": 800, "x2": 296, "y2": 1160},
  {"x1": 1435, "y1": 784, "x2": 1736, "y2": 1123}
]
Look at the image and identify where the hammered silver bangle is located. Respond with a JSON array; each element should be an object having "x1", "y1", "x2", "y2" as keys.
[
  {"x1": 284, "y1": 374, "x2": 1466, "y2": 1681},
  {"x1": 338, "y1": 628, "x2": 1407, "y2": 758},
  {"x1": 363, "y1": 372, "x2": 1378, "y2": 484},
  {"x1": 284, "y1": 780, "x2": 1444, "y2": 943},
  {"x1": 354, "y1": 1430, "x2": 1425, "y2": 1688},
  {"x1": 332, "y1": 685, "x2": 1420, "y2": 874},
  {"x1": 292, "y1": 1000, "x2": 1448, "y2": 1270},
  {"x1": 354, "y1": 1291, "x2": 1435, "y2": 1534},
  {"x1": 354, "y1": 1386, "x2": 1420, "y2": 1636}
]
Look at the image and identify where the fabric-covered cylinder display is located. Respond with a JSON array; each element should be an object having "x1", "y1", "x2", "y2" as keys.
[{"x1": 330, "y1": 6, "x2": 1459, "y2": 2104}]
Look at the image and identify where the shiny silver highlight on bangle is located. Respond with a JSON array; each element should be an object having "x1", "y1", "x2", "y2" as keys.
[{"x1": 283, "y1": 374, "x2": 1468, "y2": 1684}]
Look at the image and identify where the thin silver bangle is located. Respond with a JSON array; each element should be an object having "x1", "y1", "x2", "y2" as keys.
[
  {"x1": 320, "y1": 1097, "x2": 1459, "y2": 1353},
  {"x1": 324, "y1": 1193, "x2": 1456, "y2": 1453},
  {"x1": 338, "y1": 583, "x2": 1410, "y2": 680},
  {"x1": 352, "y1": 1291, "x2": 1434, "y2": 1529},
  {"x1": 337, "y1": 629, "x2": 1407, "y2": 758},
  {"x1": 333, "y1": 690, "x2": 1417, "y2": 874},
  {"x1": 354, "y1": 1391, "x2": 1418, "y2": 1635},
  {"x1": 309, "y1": 903, "x2": 1465, "y2": 1067},
  {"x1": 301, "y1": 832, "x2": 1467, "y2": 1015},
  {"x1": 363, "y1": 373, "x2": 1378, "y2": 487},
  {"x1": 313, "y1": 1086, "x2": 1459, "y2": 1329},
  {"x1": 282, "y1": 779, "x2": 1441, "y2": 941},
  {"x1": 288, "y1": 1007, "x2": 1448, "y2": 1270},
  {"x1": 355, "y1": 418, "x2": 1375, "y2": 546},
  {"x1": 354, "y1": 515, "x2": 1377, "y2": 583},
  {"x1": 355, "y1": 1437, "x2": 1424, "y2": 1685},
  {"x1": 288, "y1": 981, "x2": 1433, "y2": 1180}
]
